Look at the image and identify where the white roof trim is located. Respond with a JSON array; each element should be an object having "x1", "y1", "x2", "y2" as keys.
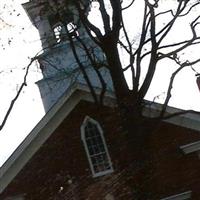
[
  {"x1": 180, "y1": 140, "x2": 200, "y2": 154},
  {"x1": 160, "y1": 191, "x2": 192, "y2": 200},
  {"x1": 144, "y1": 103, "x2": 200, "y2": 132},
  {"x1": 0, "y1": 83, "x2": 115, "y2": 194}
]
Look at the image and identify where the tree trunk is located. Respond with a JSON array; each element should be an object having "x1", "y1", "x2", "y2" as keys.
[{"x1": 102, "y1": 41, "x2": 161, "y2": 198}]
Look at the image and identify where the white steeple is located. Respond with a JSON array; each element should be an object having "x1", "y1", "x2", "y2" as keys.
[{"x1": 23, "y1": 0, "x2": 113, "y2": 112}]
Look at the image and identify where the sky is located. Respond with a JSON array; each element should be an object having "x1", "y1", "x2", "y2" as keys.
[
  {"x1": 122, "y1": 0, "x2": 200, "y2": 110},
  {"x1": 0, "y1": 0, "x2": 200, "y2": 166},
  {"x1": 0, "y1": 0, "x2": 44, "y2": 166}
]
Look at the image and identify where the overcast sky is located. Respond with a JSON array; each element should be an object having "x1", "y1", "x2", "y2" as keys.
[{"x1": 0, "y1": 0, "x2": 44, "y2": 166}]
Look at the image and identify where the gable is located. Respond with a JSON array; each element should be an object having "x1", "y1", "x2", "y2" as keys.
[
  {"x1": 0, "y1": 83, "x2": 115, "y2": 194},
  {"x1": 1, "y1": 100, "x2": 123, "y2": 199}
]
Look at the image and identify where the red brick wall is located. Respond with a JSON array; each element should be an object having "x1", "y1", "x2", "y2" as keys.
[
  {"x1": 1, "y1": 101, "x2": 200, "y2": 199},
  {"x1": 148, "y1": 122, "x2": 200, "y2": 199}
]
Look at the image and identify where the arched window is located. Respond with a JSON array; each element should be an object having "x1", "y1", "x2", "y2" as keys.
[
  {"x1": 67, "y1": 22, "x2": 79, "y2": 37},
  {"x1": 81, "y1": 116, "x2": 113, "y2": 177},
  {"x1": 53, "y1": 22, "x2": 78, "y2": 43},
  {"x1": 53, "y1": 23, "x2": 65, "y2": 43}
]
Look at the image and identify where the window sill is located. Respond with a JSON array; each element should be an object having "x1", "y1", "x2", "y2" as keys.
[{"x1": 93, "y1": 169, "x2": 114, "y2": 178}]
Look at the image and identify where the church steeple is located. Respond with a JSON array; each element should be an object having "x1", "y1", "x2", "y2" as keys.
[
  {"x1": 23, "y1": 0, "x2": 89, "y2": 49},
  {"x1": 23, "y1": 0, "x2": 113, "y2": 112}
]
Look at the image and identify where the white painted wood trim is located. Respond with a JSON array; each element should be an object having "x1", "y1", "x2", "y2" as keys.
[
  {"x1": 160, "y1": 191, "x2": 192, "y2": 200},
  {"x1": 143, "y1": 103, "x2": 200, "y2": 132},
  {"x1": 180, "y1": 141, "x2": 200, "y2": 154}
]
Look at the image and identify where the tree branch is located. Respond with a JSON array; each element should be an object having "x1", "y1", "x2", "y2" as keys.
[
  {"x1": 138, "y1": 3, "x2": 158, "y2": 101},
  {"x1": 98, "y1": 0, "x2": 111, "y2": 33},
  {"x1": 65, "y1": 24, "x2": 99, "y2": 104},
  {"x1": 160, "y1": 57, "x2": 200, "y2": 118},
  {"x1": 76, "y1": 35, "x2": 107, "y2": 105},
  {"x1": 0, "y1": 57, "x2": 37, "y2": 131}
]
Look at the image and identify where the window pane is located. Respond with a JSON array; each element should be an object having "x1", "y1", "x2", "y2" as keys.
[{"x1": 84, "y1": 119, "x2": 112, "y2": 176}]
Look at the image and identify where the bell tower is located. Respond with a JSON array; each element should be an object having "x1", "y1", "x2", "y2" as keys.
[{"x1": 23, "y1": 0, "x2": 113, "y2": 112}]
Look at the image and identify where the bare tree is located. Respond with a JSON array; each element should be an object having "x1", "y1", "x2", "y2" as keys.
[
  {"x1": 55, "y1": 0, "x2": 200, "y2": 136},
  {"x1": 2, "y1": 0, "x2": 200, "y2": 198},
  {"x1": 51, "y1": 0, "x2": 200, "y2": 197}
]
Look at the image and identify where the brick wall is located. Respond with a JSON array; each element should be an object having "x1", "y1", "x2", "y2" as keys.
[{"x1": 1, "y1": 101, "x2": 200, "y2": 199}]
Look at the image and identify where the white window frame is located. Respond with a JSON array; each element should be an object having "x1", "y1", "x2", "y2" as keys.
[{"x1": 81, "y1": 116, "x2": 113, "y2": 177}]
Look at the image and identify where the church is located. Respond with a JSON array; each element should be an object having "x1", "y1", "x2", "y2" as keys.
[{"x1": 1, "y1": 0, "x2": 200, "y2": 199}]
